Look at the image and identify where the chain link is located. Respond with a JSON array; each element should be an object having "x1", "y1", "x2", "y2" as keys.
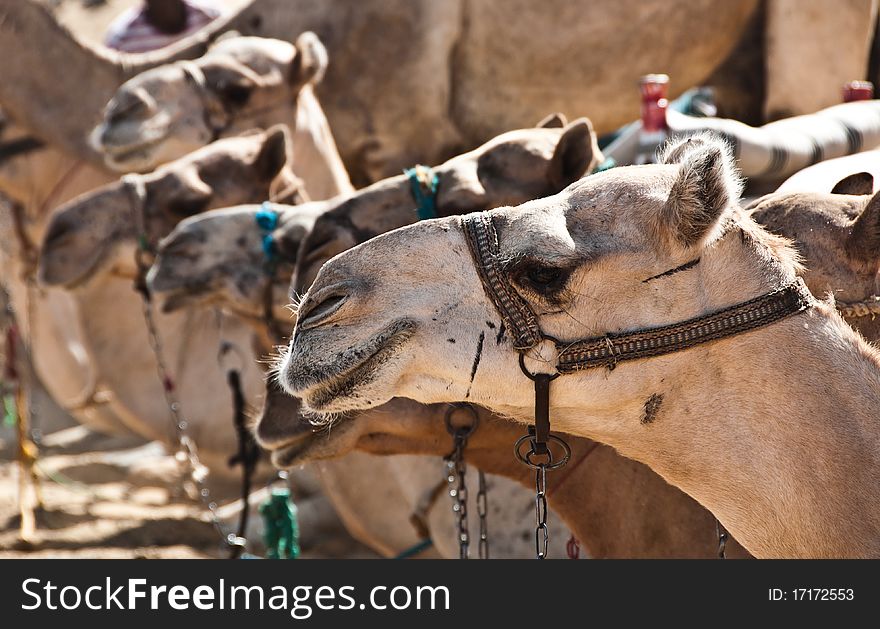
[
  {"x1": 443, "y1": 403, "x2": 488, "y2": 559},
  {"x1": 534, "y1": 462, "x2": 549, "y2": 559},
  {"x1": 447, "y1": 444, "x2": 469, "y2": 559},
  {"x1": 716, "y1": 519, "x2": 729, "y2": 559},
  {"x1": 476, "y1": 470, "x2": 489, "y2": 560},
  {"x1": 126, "y1": 176, "x2": 242, "y2": 554}
]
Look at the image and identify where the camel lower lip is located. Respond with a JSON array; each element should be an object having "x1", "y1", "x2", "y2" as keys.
[
  {"x1": 155, "y1": 285, "x2": 211, "y2": 313},
  {"x1": 102, "y1": 137, "x2": 162, "y2": 165},
  {"x1": 295, "y1": 323, "x2": 415, "y2": 411},
  {"x1": 269, "y1": 434, "x2": 318, "y2": 468}
]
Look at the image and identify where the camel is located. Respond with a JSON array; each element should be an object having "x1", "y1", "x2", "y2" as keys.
[
  {"x1": 70, "y1": 0, "x2": 878, "y2": 184},
  {"x1": 256, "y1": 155, "x2": 880, "y2": 559},
  {"x1": 0, "y1": 3, "x2": 349, "y2": 435},
  {"x1": 257, "y1": 385, "x2": 751, "y2": 558},
  {"x1": 149, "y1": 129, "x2": 879, "y2": 558},
  {"x1": 0, "y1": 0, "x2": 244, "y2": 434},
  {"x1": 750, "y1": 197, "x2": 880, "y2": 343},
  {"x1": 36, "y1": 127, "x2": 304, "y2": 473},
  {"x1": 254, "y1": 170, "x2": 880, "y2": 559},
  {"x1": 143, "y1": 118, "x2": 601, "y2": 557},
  {"x1": 148, "y1": 116, "x2": 602, "y2": 313},
  {"x1": 93, "y1": 33, "x2": 352, "y2": 200},
  {"x1": 279, "y1": 135, "x2": 880, "y2": 558}
]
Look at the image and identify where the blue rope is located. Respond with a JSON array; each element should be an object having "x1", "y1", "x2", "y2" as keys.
[
  {"x1": 255, "y1": 202, "x2": 279, "y2": 266},
  {"x1": 404, "y1": 165, "x2": 439, "y2": 220},
  {"x1": 393, "y1": 538, "x2": 433, "y2": 559}
]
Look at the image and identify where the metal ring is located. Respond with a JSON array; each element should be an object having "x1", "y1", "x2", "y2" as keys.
[
  {"x1": 514, "y1": 433, "x2": 571, "y2": 470},
  {"x1": 444, "y1": 403, "x2": 480, "y2": 438},
  {"x1": 518, "y1": 352, "x2": 560, "y2": 382}
]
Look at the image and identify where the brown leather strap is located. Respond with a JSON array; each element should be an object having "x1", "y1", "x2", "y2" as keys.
[
  {"x1": 461, "y1": 212, "x2": 816, "y2": 373},
  {"x1": 461, "y1": 213, "x2": 543, "y2": 350},
  {"x1": 556, "y1": 278, "x2": 814, "y2": 373}
]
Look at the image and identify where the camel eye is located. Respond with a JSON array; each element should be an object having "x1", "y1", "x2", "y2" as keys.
[
  {"x1": 517, "y1": 262, "x2": 571, "y2": 296},
  {"x1": 218, "y1": 82, "x2": 252, "y2": 107}
]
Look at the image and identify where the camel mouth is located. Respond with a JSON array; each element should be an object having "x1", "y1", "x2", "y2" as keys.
[
  {"x1": 101, "y1": 141, "x2": 162, "y2": 171},
  {"x1": 91, "y1": 123, "x2": 168, "y2": 171},
  {"x1": 282, "y1": 319, "x2": 416, "y2": 413},
  {"x1": 153, "y1": 283, "x2": 215, "y2": 313},
  {"x1": 267, "y1": 431, "x2": 319, "y2": 469},
  {"x1": 266, "y1": 420, "x2": 362, "y2": 468}
]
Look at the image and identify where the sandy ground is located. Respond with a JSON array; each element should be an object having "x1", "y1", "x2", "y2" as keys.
[
  {"x1": 0, "y1": 1, "x2": 379, "y2": 560},
  {"x1": 0, "y1": 420, "x2": 378, "y2": 559}
]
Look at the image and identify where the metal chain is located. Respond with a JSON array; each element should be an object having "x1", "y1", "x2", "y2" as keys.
[
  {"x1": 534, "y1": 463, "x2": 549, "y2": 559},
  {"x1": 125, "y1": 175, "x2": 242, "y2": 554},
  {"x1": 476, "y1": 470, "x2": 489, "y2": 560},
  {"x1": 716, "y1": 519, "x2": 729, "y2": 559},
  {"x1": 443, "y1": 404, "x2": 488, "y2": 559},
  {"x1": 445, "y1": 435, "x2": 469, "y2": 559}
]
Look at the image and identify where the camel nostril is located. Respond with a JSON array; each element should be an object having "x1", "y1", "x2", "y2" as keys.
[
  {"x1": 297, "y1": 292, "x2": 348, "y2": 330},
  {"x1": 107, "y1": 99, "x2": 147, "y2": 125}
]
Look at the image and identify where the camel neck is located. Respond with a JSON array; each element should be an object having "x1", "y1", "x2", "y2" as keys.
[
  {"x1": 539, "y1": 220, "x2": 880, "y2": 556},
  {"x1": 553, "y1": 307, "x2": 880, "y2": 558},
  {"x1": 0, "y1": 1, "x2": 230, "y2": 162}
]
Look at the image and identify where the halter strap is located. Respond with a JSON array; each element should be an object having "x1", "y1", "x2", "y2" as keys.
[
  {"x1": 461, "y1": 211, "x2": 816, "y2": 373},
  {"x1": 405, "y1": 165, "x2": 440, "y2": 220},
  {"x1": 461, "y1": 212, "x2": 543, "y2": 350},
  {"x1": 555, "y1": 279, "x2": 813, "y2": 372},
  {"x1": 836, "y1": 295, "x2": 880, "y2": 320},
  {"x1": 255, "y1": 202, "x2": 279, "y2": 265},
  {"x1": 178, "y1": 61, "x2": 228, "y2": 141}
]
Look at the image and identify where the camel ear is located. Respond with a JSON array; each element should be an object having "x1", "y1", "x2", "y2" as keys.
[
  {"x1": 253, "y1": 126, "x2": 290, "y2": 181},
  {"x1": 537, "y1": 113, "x2": 567, "y2": 128},
  {"x1": 831, "y1": 172, "x2": 874, "y2": 195},
  {"x1": 547, "y1": 118, "x2": 600, "y2": 190},
  {"x1": 661, "y1": 136, "x2": 742, "y2": 247},
  {"x1": 290, "y1": 31, "x2": 328, "y2": 87},
  {"x1": 847, "y1": 190, "x2": 880, "y2": 263},
  {"x1": 659, "y1": 134, "x2": 714, "y2": 165}
]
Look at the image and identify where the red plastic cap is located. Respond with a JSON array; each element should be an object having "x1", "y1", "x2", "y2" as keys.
[
  {"x1": 843, "y1": 81, "x2": 874, "y2": 102},
  {"x1": 639, "y1": 74, "x2": 669, "y2": 131}
]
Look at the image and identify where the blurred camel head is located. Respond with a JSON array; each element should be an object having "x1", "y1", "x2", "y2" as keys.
[
  {"x1": 91, "y1": 33, "x2": 350, "y2": 200},
  {"x1": 750, "y1": 172, "x2": 880, "y2": 341},
  {"x1": 40, "y1": 125, "x2": 303, "y2": 288},
  {"x1": 148, "y1": 116, "x2": 602, "y2": 326}
]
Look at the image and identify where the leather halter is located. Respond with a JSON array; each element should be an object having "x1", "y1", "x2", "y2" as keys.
[
  {"x1": 461, "y1": 211, "x2": 815, "y2": 457},
  {"x1": 179, "y1": 61, "x2": 229, "y2": 143},
  {"x1": 178, "y1": 60, "x2": 301, "y2": 144},
  {"x1": 837, "y1": 295, "x2": 880, "y2": 320}
]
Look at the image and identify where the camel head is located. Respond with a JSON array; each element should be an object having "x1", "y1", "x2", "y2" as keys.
[
  {"x1": 256, "y1": 370, "x2": 521, "y2": 474},
  {"x1": 39, "y1": 125, "x2": 300, "y2": 288},
  {"x1": 278, "y1": 134, "x2": 800, "y2": 436},
  {"x1": 93, "y1": 33, "x2": 327, "y2": 172},
  {"x1": 147, "y1": 202, "x2": 322, "y2": 318},
  {"x1": 292, "y1": 116, "x2": 602, "y2": 292},
  {"x1": 750, "y1": 178, "x2": 880, "y2": 341}
]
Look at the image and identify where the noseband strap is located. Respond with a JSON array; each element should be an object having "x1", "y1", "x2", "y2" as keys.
[
  {"x1": 461, "y1": 212, "x2": 815, "y2": 374},
  {"x1": 461, "y1": 212, "x2": 543, "y2": 350},
  {"x1": 179, "y1": 61, "x2": 228, "y2": 141}
]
